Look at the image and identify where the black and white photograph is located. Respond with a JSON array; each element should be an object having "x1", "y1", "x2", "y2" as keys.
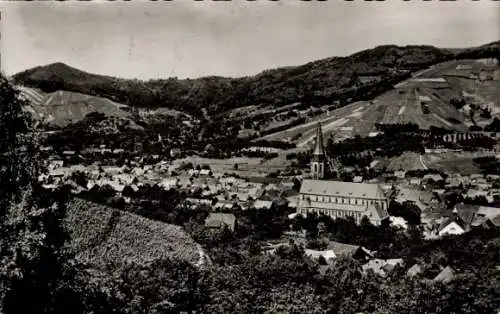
[{"x1": 0, "y1": 0, "x2": 499, "y2": 313}]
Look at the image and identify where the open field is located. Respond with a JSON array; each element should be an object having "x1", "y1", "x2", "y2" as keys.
[
  {"x1": 259, "y1": 101, "x2": 368, "y2": 143},
  {"x1": 421, "y1": 151, "x2": 497, "y2": 175},
  {"x1": 386, "y1": 152, "x2": 427, "y2": 171}
]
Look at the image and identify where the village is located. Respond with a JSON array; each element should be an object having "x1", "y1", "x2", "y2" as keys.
[{"x1": 37, "y1": 118, "x2": 500, "y2": 283}]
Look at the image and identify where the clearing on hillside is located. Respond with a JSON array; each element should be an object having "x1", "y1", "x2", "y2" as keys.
[{"x1": 17, "y1": 86, "x2": 133, "y2": 127}]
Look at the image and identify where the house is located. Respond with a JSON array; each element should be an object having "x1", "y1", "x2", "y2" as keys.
[
  {"x1": 409, "y1": 177, "x2": 422, "y2": 186},
  {"x1": 49, "y1": 168, "x2": 69, "y2": 179},
  {"x1": 451, "y1": 203, "x2": 500, "y2": 230},
  {"x1": 205, "y1": 213, "x2": 237, "y2": 232},
  {"x1": 185, "y1": 198, "x2": 212, "y2": 206},
  {"x1": 437, "y1": 217, "x2": 467, "y2": 237},
  {"x1": 362, "y1": 259, "x2": 404, "y2": 277},
  {"x1": 305, "y1": 249, "x2": 336, "y2": 263},
  {"x1": 423, "y1": 174, "x2": 443, "y2": 182},
  {"x1": 327, "y1": 241, "x2": 373, "y2": 262},
  {"x1": 298, "y1": 179, "x2": 389, "y2": 225},
  {"x1": 214, "y1": 200, "x2": 237, "y2": 211},
  {"x1": 394, "y1": 171, "x2": 406, "y2": 179},
  {"x1": 188, "y1": 169, "x2": 200, "y2": 177},
  {"x1": 199, "y1": 169, "x2": 212, "y2": 177},
  {"x1": 62, "y1": 150, "x2": 76, "y2": 156},
  {"x1": 406, "y1": 264, "x2": 423, "y2": 278},
  {"x1": 50, "y1": 160, "x2": 64, "y2": 169},
  {"x1": 433, "y1": 266, "x2": 455, "y2": 284},
  {"x1": 353, "y1": 176, "x2": 364, "y2": 183},
  {"x1": 252, "y1": 200, "x2": 273, "y2": 210},
  {"x1": 159, "y1": 178, "x2": 179, "y2": 190},
  {"x1": 170, "y1": 148, "x2": 181, "y2": 158}
]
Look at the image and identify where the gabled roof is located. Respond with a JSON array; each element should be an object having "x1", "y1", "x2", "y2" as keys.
[
  {"x1": 327, "y1": 241, "x2": 367, "y2": 257},
  {"x1": 305, "y1": 249, "x2": 336, "y2": 260},
  {"x1": 300, "y1": 179, "x2": 386, "y2": 200},
  {"x1": 433, "y1": 266, "x2": 455, "y2": 283},
  {"x1": 437, "y1": 217, "x2": 467, "y2": 234},
  {"x1": 368, "y1": 203, "x2": 389, "y2": 221},
  {"x1": 406, "y1": 264, "x2": 423, "y2": 277}
]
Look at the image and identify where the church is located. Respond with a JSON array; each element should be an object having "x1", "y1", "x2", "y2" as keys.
[{"x1": 297, "y1": 124, "x2": 389, "y2": 226}]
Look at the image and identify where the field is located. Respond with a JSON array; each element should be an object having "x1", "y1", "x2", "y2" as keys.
[
  {"x1": 255, "y1": 59, "x2": 500, "y2": 150},
  {"x1": 386, "y1": 152, "x2": 427, "y2": 172},
  {"x1": 63, "y1": 198, "x2": 203, "y2": 275},
  {"x1": 421, "y1": 151, "x2": 497, "y2": 175}
]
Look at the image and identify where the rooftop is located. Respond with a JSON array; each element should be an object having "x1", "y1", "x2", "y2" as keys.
[{"x1": 300, "y1": 179, "x2": 386, "y2": 200}]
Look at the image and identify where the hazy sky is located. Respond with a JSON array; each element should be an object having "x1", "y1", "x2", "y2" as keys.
[{"x1": 1, "y1": 1, "x2": 499, "y2": 79}]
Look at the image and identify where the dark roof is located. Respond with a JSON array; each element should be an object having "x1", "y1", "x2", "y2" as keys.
[
  {"x1": 454, "y1": 204, "x2": 481, "y2": 225},
  {"x1": 300, "y1": 179, "x2": 386, "y2": 200},
  {"x1": 437, "y1": 216, "x2": 467, "y2": 233},
  {"x1": 327, "y1": 241, "x2": 361, "y2": 257}
]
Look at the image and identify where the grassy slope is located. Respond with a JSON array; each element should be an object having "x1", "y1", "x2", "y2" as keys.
[
  {"x1": 15, "y1": 42, "x2": 500, "y2": 118},
  {"x1": 63, "y1": 198, "x2": 201, "y2": 274},
  {"x1": 17, "y1": 86, "x2": 134, "y2": 128}
]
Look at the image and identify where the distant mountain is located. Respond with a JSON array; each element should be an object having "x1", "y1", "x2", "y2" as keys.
[{"x1": 13, "y1": 41, "x2": 500, "y2": 118}]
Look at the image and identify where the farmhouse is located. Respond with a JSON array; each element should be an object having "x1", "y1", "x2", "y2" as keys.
[{"x1": 297, "y1": 124, "x2": 389, "y2": 225}]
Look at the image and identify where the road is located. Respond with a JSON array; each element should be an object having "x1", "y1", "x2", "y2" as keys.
[{"x1": 419, "y1": 154, "x2": 429, "y2": 170}]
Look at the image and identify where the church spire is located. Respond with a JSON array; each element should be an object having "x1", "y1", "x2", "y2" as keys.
[
  {"x1": 310, "y1": 123, "x2": 326, "y2": 180},
  {"x1": 313, "y1": 123, "x2": 325, "y2": 157}
]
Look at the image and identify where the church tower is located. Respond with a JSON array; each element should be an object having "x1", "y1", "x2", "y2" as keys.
[{"x1": 311, "y1": 123, "x2": 325, "y2": 180}]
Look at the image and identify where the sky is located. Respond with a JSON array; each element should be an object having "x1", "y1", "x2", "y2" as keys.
[{"x1": 1, "y1": 1, "x2": 499, "y2": 80}]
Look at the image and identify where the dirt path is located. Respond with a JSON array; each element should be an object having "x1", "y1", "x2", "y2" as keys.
[{"x1": 419, "y1": 154, "x2": 429, "y2": 170}]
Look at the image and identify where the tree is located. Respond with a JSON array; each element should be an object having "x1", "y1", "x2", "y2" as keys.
[
  {"x1": 114, "y1": 259, "x2": 210, "y2": 314},
  {"x1": 0, "y1": 77, "x2": 79, "y2": 313}
]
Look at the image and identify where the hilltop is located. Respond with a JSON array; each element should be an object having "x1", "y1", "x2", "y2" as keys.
[{"x1": 14, "y1": 41, "x2": 500, "y2": 118}]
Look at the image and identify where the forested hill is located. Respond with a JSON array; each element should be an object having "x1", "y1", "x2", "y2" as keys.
[{"x1": 13, "y1": 41, "x2": 500, "y2": 118}]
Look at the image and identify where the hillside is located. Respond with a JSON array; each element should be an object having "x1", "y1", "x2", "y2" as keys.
[
  {"x1": 14, "y1": 42, "x2": 500, "y2": 118},
  {"x1": 16, "y1": 85, "x2": 135, "y2": 128},
  {"x1": 259, "y1": 57, "x2": 500, "y2": 147},
  {"x1": 63, "y1": 198, "x2": 204, "y2": 275}
]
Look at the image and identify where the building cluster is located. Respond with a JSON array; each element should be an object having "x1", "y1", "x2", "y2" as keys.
[
  {"x1": 41, "y1": 154, "x2": 298, "y2": 211},
  {"x1": 40, "y1": 120, "x2": 500, "y2": 241}
]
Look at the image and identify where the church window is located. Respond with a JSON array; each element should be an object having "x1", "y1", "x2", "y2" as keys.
[{"x1": 313, "y1": 163, "x2": 317, "y2": 173}]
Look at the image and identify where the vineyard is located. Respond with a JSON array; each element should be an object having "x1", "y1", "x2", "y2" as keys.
[{"x1": 63, "y1": 198, "x2": 202, "y2": 275}]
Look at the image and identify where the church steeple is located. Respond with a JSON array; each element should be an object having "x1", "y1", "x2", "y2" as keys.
[
  {"x1": 313, "y1": 123, "x2": 325, "y2": 157},
  {"x1": 311, "y1": 123, "x2": 325, "y2": 180}
]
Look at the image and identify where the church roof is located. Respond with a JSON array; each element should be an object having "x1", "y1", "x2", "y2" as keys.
[
  {"x1": 300, "y1": 179, "x2": 386, "y2": 200},
  {"x1": 313, "y1": 123, "x2": 325, "y2": 156}
]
